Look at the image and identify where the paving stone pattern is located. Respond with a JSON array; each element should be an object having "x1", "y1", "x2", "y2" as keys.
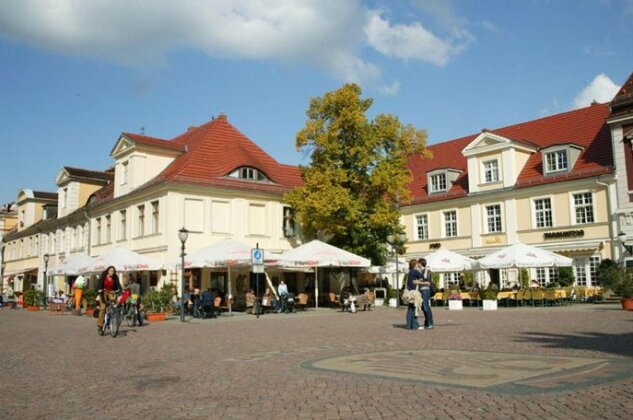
[{"x1": 1, "y1": 304, "x2": 632, "y2": 419}]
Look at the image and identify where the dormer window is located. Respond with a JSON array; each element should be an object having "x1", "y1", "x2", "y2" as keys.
[
  {"x1": 482, "y1": 160, "x2": 499, "y2": 183},
  {"x1": 427, "y1": 168, "x2": 461, "y2": 194},
  {"x1": 542, "y1": 144, "x2": 582, "y2": 176},
  {"x1": 228, "y1": 166, "x2": 271, "y2": 182},
  {"x1": 430, "y1": 173, "x2": 447, "y2": 193},
  {"x1": 545, "y1": 150, "x2": 568, "y2": 173}
]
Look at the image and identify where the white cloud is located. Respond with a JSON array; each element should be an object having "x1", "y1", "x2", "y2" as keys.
[
  {"x1": 0, "y1": 0, "x2": 471, "y2": 93},
  {"x1": 364, "y1": 11, "x2": 467, "y2": 66},
  {"x1": 573, "y1": 74, "x2": 620, "y2": 108}
]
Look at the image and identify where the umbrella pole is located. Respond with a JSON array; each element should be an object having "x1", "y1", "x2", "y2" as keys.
[
  {"x1": 227, "y1": 266, "x2": 232, "y2": 315},
  {"x1": 315, "y1": 268, "x2": 319, "y2": 309}
]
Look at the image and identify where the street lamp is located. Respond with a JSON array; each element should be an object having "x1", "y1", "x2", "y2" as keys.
[
  {"x1": 178, "y1": 227, "x2": 189, "y2": 323},
  {"x1": 43, "y1": 253, "x2": 49, "y2": 309},
  {"x1": 387, "y1": 232, "x2": 406, "y2": 308}
]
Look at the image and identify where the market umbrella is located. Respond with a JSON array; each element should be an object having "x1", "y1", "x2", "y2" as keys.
[
  {"x1": 81, "y1": 247, "x2": 163, "y2": 273},
  {"x1": 172, "y1": 238, "x2": 259, "y2": 314},
  {"x1": 423, "y1": 249, "x2": 479, "y2": 272},
  {"x1": 478, "y1": 243, "x2": 572, "y2": 269},
  {"x1": 47, "y1": 253, "x2": 95, "y2": 276},
  {"x1": 276, "y1": 240, "x2": 371, "y2": 308}
]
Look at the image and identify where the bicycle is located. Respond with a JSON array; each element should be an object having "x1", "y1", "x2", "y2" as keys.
[
  {"x1": 100, "y1": 292, "x2": 123, "y2": 337},
  {"x1": 124, "y1": 296, "x2": 144, "y2": 327}
]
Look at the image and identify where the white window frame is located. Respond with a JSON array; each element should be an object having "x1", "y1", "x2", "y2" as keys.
[
  {"x1": 121, "y1": 161, "x2": 129, "y2": 185},
  {"x1": 545, "y1": 148, "x2": 569, "y2": 174},
  {"x1": 414, "y1": 213, "x2": 429, "y2": 240},
  {"x1": 485, "y1": 204, "x2": 503, "y2": 233},
  {"x1": 151, "y1": 201, "x2": 159, "y2": 234},
  {"x1": 429, "y1": 172, "x2": 447, "y2": 193},
  {"x1": 105, "y1": 214, "x2": 111, "y2": 243},
  {"x1": 482, "y1": 159, "x2": 499, "y2": 183},
  {"x1": 119, "y1": 210, "x2": 127, "y2": 240},
  {"x1": 570, "y1": 191, "x2": 594, "y2": 225},
  {"x1": 532, "y1": 196, "x2": 553, "y2": 229},
  {"x1": 573, "y1": 255, "x2": 600, "y2": 287},
  {"x1": 137, "y1": 204, "x2": 145, "y2": 237},
  {"x1": 442, "y1": 210, "x2": 458, "y2": 238}
]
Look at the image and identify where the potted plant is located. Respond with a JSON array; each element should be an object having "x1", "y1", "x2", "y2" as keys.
[
  {"x1": 387, "y1": 288, "x2": 398, "y2": 308},
  {"x1": 448, "y1": 288, "x2": 463, "y2": 310},
  {"x1": 603, "y1": 266, "x2": 633, "y2": 310},
  {"x1": 23, "y1": 289, "x2": 45, "y2": 310},
  {"x1": 480, "y1": 287, "x2": 498, "y2": 310},
  {"x1": 145, "y1": 285, "x2": 175, "y2": 321},
  {"x1": 82, "y1": 289, "x2": 97, "y2": 316}
]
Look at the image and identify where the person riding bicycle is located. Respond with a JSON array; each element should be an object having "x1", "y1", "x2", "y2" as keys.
[{"x1": 96, "y1": 265, "x2": 122, "y2": 335}]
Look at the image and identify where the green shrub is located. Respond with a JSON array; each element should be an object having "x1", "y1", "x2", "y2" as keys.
[
  {"x1": 479, "y1": 287, "x2": 498, "y2": 300},
  {"x1": 24, "y1": 289, "x2": 45, "y2": 306},
  {"x1": 557, "y1": 267, "x2": 575, "y2": 287}
]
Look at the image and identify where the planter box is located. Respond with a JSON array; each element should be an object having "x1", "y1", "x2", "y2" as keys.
[
  {"x1": 448, "y1": 300, "x2": 463, "y2": 310},
  {"x1": 388, "y1": 298, "x2": 397, "y2": 308},
  {"x1": 374, "y1": 298, "x2": 384, "y2": 307},
  {"x1": 482, "y1": 299, "x2": 498, "y2": 311},
  {"x1": 621, "y1": 298, "x2": 633, "y2": 311},
  {"x1": 146, "y1": 313, "x2": 167, "y2": 322},
  {"x1": 26, "y1": 305, "x2": 40, "y2": 311}
]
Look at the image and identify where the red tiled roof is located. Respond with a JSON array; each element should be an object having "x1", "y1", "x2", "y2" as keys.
[
  {"x1": 610, "y1": 71, "x2": 633, "y2": 118},
  {"x1": 63, "y1": 166, "x2": 113, "y2": 182},
  {"x1": 145, "y1": 115, "x2": 303, "y2": 193},
  {"x1": 120, "y1": 133, "x2": 186, "y2": 152},
  {"x1": 406, "y1": 103, "x2": 613, "y2": 205}
]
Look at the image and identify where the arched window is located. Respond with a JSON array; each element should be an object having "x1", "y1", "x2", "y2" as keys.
[{"x1": 228, "y1": 167, "x2": 271, "y2": 183}]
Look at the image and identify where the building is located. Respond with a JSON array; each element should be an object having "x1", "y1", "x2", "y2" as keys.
[
  {"x1": 2, "y1": 114, "x2": 304, "y2": 297},
  {"x1": 608, "y1": 71, "x2": 633, "y2": 265},
  {"x1": 400, "y1": 102, "x2": 617, "y2": 288}
]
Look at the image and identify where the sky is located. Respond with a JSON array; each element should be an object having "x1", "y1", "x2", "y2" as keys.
[{"x1": 0, "y1": 0, "x2": 632, "y2": 205}]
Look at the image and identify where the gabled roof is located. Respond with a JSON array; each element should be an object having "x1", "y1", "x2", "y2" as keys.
[
  {"x1": 62, "y1": 166, "x2": 113, "y2": 182},
  {"x1": 406, "y1": 103, "x2": 613, "y2": 205},
  {"x1": 142, "y1": 114, "x2": 303, "y2": 194},
  {"x1": 117, "y1": 132, "x2": 186, "y2": 152},
  {"x1": 32, "y1": 191, "x2": 58, "y2": 201},
  {"x1": 610, "y1": 71, "x2": 633, "y2": 119}
]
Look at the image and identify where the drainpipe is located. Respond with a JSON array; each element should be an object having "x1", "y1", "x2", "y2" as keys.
[
  {"x1": 596, "y1": 176, "x2": 618, "y2": 262},
  {"x1": 83, "y1": 210, "x2": 91, "y2": 256}
]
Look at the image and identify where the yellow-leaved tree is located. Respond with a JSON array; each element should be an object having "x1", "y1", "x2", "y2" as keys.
[{"x1": 284, "y1": 83, "x2": 430, "y2": 264}]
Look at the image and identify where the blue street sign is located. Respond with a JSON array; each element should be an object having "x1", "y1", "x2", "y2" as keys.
[{"x1": 251, "y1": 248, "x2": 264, "y2": 265}]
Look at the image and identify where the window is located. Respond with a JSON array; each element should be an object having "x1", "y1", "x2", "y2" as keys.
[
  {"x1": 486, "y1": 204, "x2": 502, "y2": 233},
  {"x1": 430, "y1": 173, "x2": 447, "y2": 193},
  {"x1": 77, "y1": 225, "x2": 83, "y2": 249},
  {"x1": 137, "y1": 205, "x2": 145, "y2": 237},
  {"x1": 545, "y1": 150, "x2": 568, "y2": 173},
  {"x1": 444, "y1": 272, "x2": 463, "y2": 287},
  {"x1": 62, "y1": 187, "x2": 68, "y2": 208},
  {"x1": 483, "y1": 160, "x2": 499, "y2": 183},
  {"x1": 573, "y1": 192, "x2": 594, "y2": 224},
  {"x1": 151, "y1": 201, "x2": 159, "y2": 234},
  {"x1": 283, "y1": 206, "x2": 297, "y2": 237},
  {"x1": 415, "y1": 214, "x2": 428, "y2": 240},
  {"x1": 228, "y1": 166, "x2": 270, "y2": 182},
  {"x1": 95, "y1": 218, "x2": 102, "y2": 245},
  {"x1": 120, "y1": 161, "x2": 129, "y2": 185},
  {"x1": 119, "y1": 210, "x2": 127, "y2": 240},
  {"x1": 535, "y1": 267, "x2": 558, "y2": 287},
  {"x1": 574, "y1": 256, "x2": 600, "y2": 287},
  {"x1": 443, "y1": 211, "x2": 457, "y2": 238},
  {"x1": 534, "y1": 198, "x2": 553, "y2": 228},
  {"x1": 105, "y1": 215, "x2": 111, "y2": 242}
]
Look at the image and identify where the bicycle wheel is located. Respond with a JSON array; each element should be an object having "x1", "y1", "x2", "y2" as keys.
[
  {"x1": 126, "y1": 307, "x2": 135, "y2": 327},
  {"x1": 101, "y1": 310, "x2": 110, "y2": 336},
  {"x1": 111, "y1": 308, "x2": 122, "y2": 337}
]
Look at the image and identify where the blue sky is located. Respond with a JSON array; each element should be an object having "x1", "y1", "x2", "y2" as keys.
[{"x1": 0, "y1": 0, "x2": 632, "y2": 204}]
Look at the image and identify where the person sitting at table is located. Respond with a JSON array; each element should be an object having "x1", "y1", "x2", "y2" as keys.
[
  {"x1": 245, "y1": 289, "x2": 257, "y2": 314},
  {"x1": 200, "y1": 288, "x2": 217, "y2": 318},
  {"x1": 262, "y1": 288, "x2": 277, "y2": 312}
]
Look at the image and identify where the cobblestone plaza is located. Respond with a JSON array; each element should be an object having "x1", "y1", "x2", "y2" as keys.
[{"x1": 1, "y1": 304, "x2": 632, "y2": 419}]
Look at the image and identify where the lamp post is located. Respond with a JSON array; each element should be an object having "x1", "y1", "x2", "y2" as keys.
[
  {"x1": 43, "y1": 253, "x2": 49, "y2": 309},
  {"x1": 178, "y1": 227, "x2": 189, "y2": 323},
  {"x1": 387, "y1": 232, "x2": 406, "y2": 308}
]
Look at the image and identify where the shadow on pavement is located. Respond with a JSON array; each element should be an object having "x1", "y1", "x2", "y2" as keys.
[{"x1": 516, "y1": 331, "x2": 633, "y2": 358}]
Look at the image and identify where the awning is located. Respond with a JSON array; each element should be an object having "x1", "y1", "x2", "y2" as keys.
[
  {"x1": 541, "y1": 241, "x2": 603, "y2": 253},
  {"x1": 3, "y1": 267, "x2": 38, "y2": 277}
]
